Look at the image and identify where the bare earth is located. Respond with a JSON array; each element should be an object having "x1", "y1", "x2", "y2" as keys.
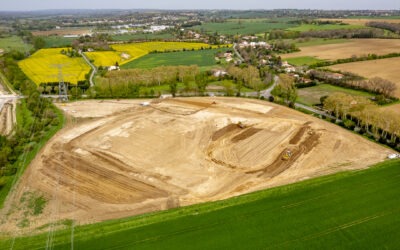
[
  {"x1": 0, "y1": 98, "x2": 394, "y2": 234},
  {"x1": 282, "y1": 39, "x2": 400, "y2": 61},
  {"x1": 31, "y1": 29, "x2": 91, "y2": 36},
  {"x1": 329, "y1": 57, "x2": 400, "y2": 98}
]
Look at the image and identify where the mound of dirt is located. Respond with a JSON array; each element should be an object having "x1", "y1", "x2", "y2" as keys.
[{"x1": 0, "y1": 97, "x2": 394, "y2": 233}]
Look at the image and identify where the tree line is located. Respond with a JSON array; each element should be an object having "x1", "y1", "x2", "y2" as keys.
[
  {"x1": 309, "y1": 52, "x2": 400, "y2": 68},
  {"x1": 309, "y1": 70, "x2": 398, "y2": 99},
  {"x1": 0, "y1": 50, "x2": 61, "y2": 177},
  {"x1": 94, "y1": 65, "x2": 200, "y2": 98},
  {"x1": 323, "y1": 93, "x2": 400, "y2": 150},
  {"x1": 366, "y1": 22, "x2": 400, "y2": 34}
]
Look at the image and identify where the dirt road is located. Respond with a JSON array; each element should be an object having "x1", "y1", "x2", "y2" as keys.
[{"x1": 0, "y1": 97, "x2": 394, "y2": 234}]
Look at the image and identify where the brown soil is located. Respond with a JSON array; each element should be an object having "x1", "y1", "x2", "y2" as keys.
[
  {"x1": 0, "y1": 97, "x2": 394, "y2": 234},
  {"x1": 282, "y1": 39, "x2": 400, "y2": 61},
  {"x1": 31, "y1": 29, "x2": 91, "y2": 36},
  {"x1": 329, "y1": 57, "x2": 400, "y2": 98},
  {"x1": 231, "y1": 127, "x2": 262, "y2": 143},
  {"x1": 212, "y1": 124, "x2": 242, "y2": 141}
]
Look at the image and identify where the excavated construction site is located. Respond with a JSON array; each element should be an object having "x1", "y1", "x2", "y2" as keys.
[{"x1": 0, "y1": 97, "x2": 394, "y2": 233}]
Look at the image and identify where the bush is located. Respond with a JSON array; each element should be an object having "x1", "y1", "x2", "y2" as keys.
[{"x1": 343, "y1": 119, "x2": 356, "y2": 130}]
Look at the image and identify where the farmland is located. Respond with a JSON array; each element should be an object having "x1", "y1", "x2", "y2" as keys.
[
  {"x1": 31, "y1": 28, "x2": 91, "y2": 37},
  {"x1": 329, "y1": 57, "x2": 400, "y2": 98},
  {"x1": 295, "y1": 38, "x2": 350, "y2": 47},
  {"x1": 18, "y1": 48, "x2": 91, "y2": 85},
  {"x1": 0, "y1": 97, "x2": 392, "y2": 236},
  {"x1": 297, "y1": 84, "x2": 374, "y2": 106},
  {"x1": 86, "y1": 42, "x2": 224, "y2": 67},
  {"x1": 282, "y1": 39, "x2": 400, "y2": 61},
  {"x1": 287, "y1": 23, "x2": 364, "y2": 32},
  {"x1": 2, "y1": 158, "x2": 399, "y2": 249},
  {"x1": 85, "y1": 51, "x2": 128, "y2": 67},
  {"x1": 0, "y1": 36, "x2": 32, "y2": 53},
  {"x1": 112, "y1": 33, "x2": 175, "y2": 41},
  {"x1": 285, "y1": 56, "x2": 324, "y2": 66},
  {"x1": 193, "y1": 19, "x2": 298, "y2": 35},
  {"x1": 121, "y1": 48, "x2": 229, "y2": 70},
  {"x1": 318, "y1": 18, "x2": 400, "y2": 26},
  {"x1": 40, "y1": 36, "x2": 75, "y2": 48}
]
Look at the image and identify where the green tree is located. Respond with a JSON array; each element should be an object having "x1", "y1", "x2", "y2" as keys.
[
  {"x1": 33, "y1": 37, "x2": 46, "y2": 50},
  {"x1": 169, "y1": 82, "x2": 177, "y2": 97}
]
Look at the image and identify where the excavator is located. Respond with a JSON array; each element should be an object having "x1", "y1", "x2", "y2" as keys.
[{"x1": 282, "y1": 149, "x2": 293, "y2": 161}]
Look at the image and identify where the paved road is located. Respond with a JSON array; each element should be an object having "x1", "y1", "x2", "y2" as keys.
[
  {"x1": 294, "y1": 103, "x2": 338, "y2": 120},
  {"x1": 0, "y1": 94, "x2": 20, "y2": 109},
  {"x1": 260, "y1": 75, "x2": 279, "y2": 99},
  {"x1": 81, "y1": 52, "x2": 97, "y2": 87},
  {"x1": 244, "y1": 75, "x2": 279, "y2": 98},
  {"x1": 232, "y1": 43, "x2": 244, "y2": 63}
]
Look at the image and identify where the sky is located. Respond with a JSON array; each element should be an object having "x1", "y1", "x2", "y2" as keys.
[{"x1": 1, "y1": 0, "x2": 399, "y2": 11}]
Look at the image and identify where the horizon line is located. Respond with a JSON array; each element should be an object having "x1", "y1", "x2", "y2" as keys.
[{"x1": 1, "y1": 8, "x2": 399, "y2": 12}]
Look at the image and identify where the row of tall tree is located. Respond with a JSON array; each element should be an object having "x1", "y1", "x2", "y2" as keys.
[
  {"x1": 95, "y1": 65, "x2": 209, "y2": 98},
  {"x1": 106, "y1": 65, "x2": 199, "y2": 87},
  {"x1": 300, "y1": 28, "x2": 386, "y2": 39},
  {"x1": 323, "y1": 93, "x2": 400, "y2": 144},
  {"x1": 366, "y1": 22, "x2": 400, "y2": 34},
  {"x1": 309, "y1": 70, "x2": 397, "y2": 99}
]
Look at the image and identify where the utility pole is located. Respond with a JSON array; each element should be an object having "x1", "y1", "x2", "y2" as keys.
[{"x1": 51, "y1": 64, "x2": 72, "y2": 102}]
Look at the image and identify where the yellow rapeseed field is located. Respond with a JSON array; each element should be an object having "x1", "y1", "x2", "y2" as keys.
[
  {"x1": 86, "y1": 42, "x2": 223, "y2": 67},
  {"x1": 85, "y1": 51, "x2": 127, "y2": 68},
  {"x1": 18, "y1": 48, "x2": 91, "y2": 85}
]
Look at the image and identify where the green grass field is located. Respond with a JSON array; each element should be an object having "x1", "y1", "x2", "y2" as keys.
[
  {"x1": 112, "y1": 33, "x2": 175, "y2": 41},
  {"x1": 121, "y1": 48, "x2": 229, "y2": 69},
  {"x1": 286, "y1": 56, "x2": 324, "y2": 66},
  {"x1": 193, "y1": 20, "x2": 297, "y2": 35},
  {"x1": 0, "y1": 36, "x2": 33, "y2": 53},
  {"x1": 40, "y1": 36, "x2": 74, "y2": 48},
  {"x1": 2, "y1": 159, "x2": 400, "y2": 249},
  {"x1": 297, "y1": 84, "x2": 375, "y2": 106},
  {"x1": 287, "y1": 24, "x2": 364, "y2": 32},
  {"x1": 294, "y1": 38, "x2": 350, "y2": 47}
]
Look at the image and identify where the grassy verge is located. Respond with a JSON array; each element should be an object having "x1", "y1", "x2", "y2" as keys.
[
  {"x1": 0, "y1": 71, "x2": 16, "y2": 94},
  {"x1": 297, "y1": 84, "x2": 374, "y2": 106},
  {"x1": 0, "y1": 101, "x2": 65, "y2": 208},
  {"x1": 2, "y1": 159, "x2": 400, "y2": 249}
]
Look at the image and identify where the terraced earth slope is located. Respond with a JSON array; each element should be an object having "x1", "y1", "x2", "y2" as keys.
[{"x1": 0, "y1": 97, "x2": 393, "y2": 233}]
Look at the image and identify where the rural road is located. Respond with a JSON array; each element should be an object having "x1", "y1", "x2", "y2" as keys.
[
  {"x1": 0, "y1": 73, "x2": 18, "y2": 111},
  {"x1": 260, "y1": 75, "x2": 279, "y2": 99},
  {"x1": 81, "y1": 52, "x2": 97, "y2": 87},
  {"x1": 245, "y1": 75, "x2": 279, "y2": 98},
  {"x1": 294, "y1": 103, "x2": 338, "y2": 120},
  {"x1": 233, "y1": 43, "x2": 244, "y2": 63}
]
